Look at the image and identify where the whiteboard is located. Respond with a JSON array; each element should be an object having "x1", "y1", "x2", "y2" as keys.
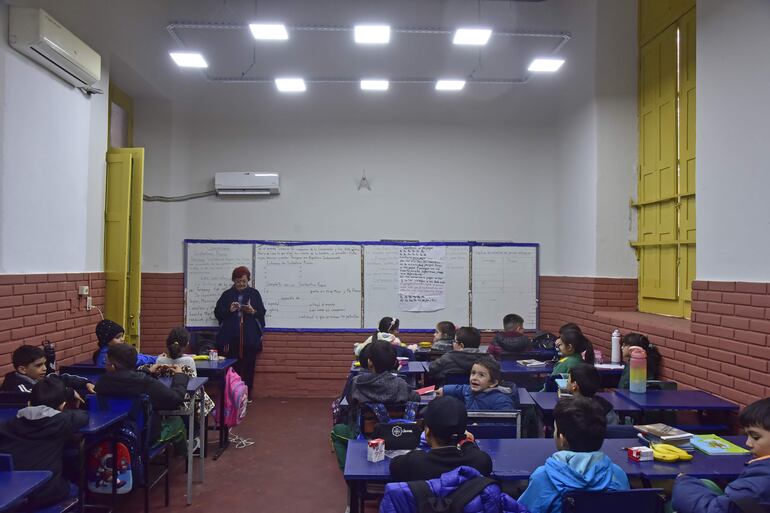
[
  {"x1": 471, "y1": 246, "x2": 538, "y2": 330},
  {"x1": 185, "y1": 243, "x2": 254, "y2": 327},
  {"x1": 363, "y1": 245, "x2": 470, "y2": 329},
  {"x1": 253, "y1": 244, "x2": 362, "y2": 329}
]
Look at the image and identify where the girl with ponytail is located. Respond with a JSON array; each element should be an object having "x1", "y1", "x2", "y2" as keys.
[
  {"x1": 551, "y1": 324, "x2": 596, "y2": 375},
  {"x1": 155, "y1": 327, "x2": 197, "y2": 376}
]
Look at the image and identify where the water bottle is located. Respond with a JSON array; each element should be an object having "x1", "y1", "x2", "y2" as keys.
[
  {"x1": 629, "y1": 346, "x2": 647, "y2": 393},
  {"x1": 611, "y1": 329, "x2": 621, "y2": 364}
]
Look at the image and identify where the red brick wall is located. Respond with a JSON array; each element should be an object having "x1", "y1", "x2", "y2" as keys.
[
  {"x1": 0, "y1": 273, "x2": 105, "y2": 375},
  {"x1": 137, "y1": 273, "x2": 770, "y2": 404}
]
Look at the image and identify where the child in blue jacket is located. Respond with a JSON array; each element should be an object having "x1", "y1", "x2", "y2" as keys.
[
  {"x1": 672, "y1": 397, "x2": 770, "y2": 513},
  {"x1": 437, "y1": 356, "x2": 515, "y2": 410},
  {"x1": 518, "y1": 396, "x2": 630, "y2": 513}
]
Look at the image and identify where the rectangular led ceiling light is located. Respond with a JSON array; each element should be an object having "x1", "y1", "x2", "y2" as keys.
[
  {"x1": 360, "y1": 79, "x2": 389, "y2": 91},
  {"x1": 528, "y1": 58, "x2": 565, "y2": 72},
  {"x1": 453, "y1": 28, "x2": 492, "y2": 46},
  {"x1": 354, "y1": 25, "x2": 391, "y2": 44},
  {"x1": 275, "y1": 78, "x2": 307, "y2": 92},
  {"x1": 249, "y1": 23, "x2": 289, "y2": 40},
  {"x1": 169, "y1": 52, "x2": 208, "y2": 68},
  {"x1": 435, "y1": 79, "x2": 466, "y2": 91}
]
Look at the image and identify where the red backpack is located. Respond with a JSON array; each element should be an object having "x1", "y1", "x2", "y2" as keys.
[{"x1": 214, "y1": 368, "x2": 248, "y2": 427}]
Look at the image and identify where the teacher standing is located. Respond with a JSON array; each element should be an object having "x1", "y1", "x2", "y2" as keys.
[{"x1": 214, "y1": 266, "x2": 266, "y2": 400}]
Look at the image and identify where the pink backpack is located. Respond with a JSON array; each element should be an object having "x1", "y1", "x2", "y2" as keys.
[{"x1": 214, "y1": 368, "x2": 248, "y2": 427}]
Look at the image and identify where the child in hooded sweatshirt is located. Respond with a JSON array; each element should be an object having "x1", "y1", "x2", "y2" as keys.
[
  {"x1": 672, "y1": 397, "x2": 770, "y2": 513},
  {"x1": 1, "y1": 344, "x2": 93, "y2": 401},
  {"x1": 518, "y1": 396, "x2": 630, "y2": 513},
  {"x1": 567, "y1": 363, "x2": 619, "y2": 425},
  {"x1": 437, "y1": 356, "x2": 516, "y2": 410},
  {"x1": 0, "y1": 377, "x2": 88, "y2": 510},
  {"x1": 429, "y1": 326, "x2": 483, "y2": 386},
  {"x1": 92, "y1": 319, "x2": 157, "y2": 367},
  {"x1": 488, "y1": 313, "x2": 531, "y2": 360}
]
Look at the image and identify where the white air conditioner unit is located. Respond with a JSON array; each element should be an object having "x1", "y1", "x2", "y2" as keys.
[
  {"x1": 9, "y1": 7, "x2": 101, "y2": 88},
  {"x1": 215, "y1": 172, "x2": 280, "y2": 196}
]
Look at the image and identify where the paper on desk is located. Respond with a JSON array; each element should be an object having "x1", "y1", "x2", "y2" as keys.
[{"x1": 595, "y1": 363, "x2": 625, "y2": 370}]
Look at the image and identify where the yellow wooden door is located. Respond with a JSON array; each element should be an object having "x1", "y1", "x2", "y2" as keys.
[
  {"x1": 635, "y1": 6, "x2": 695, "y2": 319},
  {"x1": 105, "y1": 148, "x2": 144, "y2": 347}
]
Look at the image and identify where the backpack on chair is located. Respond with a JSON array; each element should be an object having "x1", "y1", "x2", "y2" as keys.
[{"x1": 213, "y1": 367, "x2": 248, "y2": 427}]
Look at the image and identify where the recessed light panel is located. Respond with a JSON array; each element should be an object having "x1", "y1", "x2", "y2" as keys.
[
  {"x1": 169, "y1": 52, "x2": 208, "y2": 68},
  {"x1": 528, "y1": 58, "x2": 565, "y2": 72},
  {"x1": 360, "y1": 79, "x2": 390, "y2": 91},
  {"x1": 453, "y1": 28, "x2": 492, "y2": 46},
  {"x1": 435, "y1": 79, "x2": 466, "y2": 91},
  {"x1": 249, "y1": 23, "x2": 289, "y2": 40},
  {"x1": 275, "y1": 78, "x2": 307, "y2": 92},
  {"x1": 354, "y1": 25, "x2": 391, "y2": 44}
]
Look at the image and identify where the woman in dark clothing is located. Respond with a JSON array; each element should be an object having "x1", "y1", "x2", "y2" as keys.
[{"x1": 214, "y1": 266, "x2": 266, "y2": 399}]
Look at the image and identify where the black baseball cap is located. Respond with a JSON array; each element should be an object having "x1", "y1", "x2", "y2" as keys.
[{"x1": 423, "y1": 396, "x2": 467, "y2": 439}]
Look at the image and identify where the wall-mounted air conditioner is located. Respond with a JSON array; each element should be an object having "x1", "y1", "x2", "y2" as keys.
[
  {"x1": 9, "y1": 7, "x2": 101, "y2": 88},
  {"x1": 215, "y1": 172, "x2": 280, "y2": 196}
]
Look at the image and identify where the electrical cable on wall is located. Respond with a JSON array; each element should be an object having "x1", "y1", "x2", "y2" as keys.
[{"x1": 144, "y1": 190, "x2": 216, "y2": 202}]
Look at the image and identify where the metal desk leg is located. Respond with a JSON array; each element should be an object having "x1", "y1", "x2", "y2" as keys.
[
  {"x1": 198, "y1": 387, "x2": 205, "y2": 481},
  {"x1": 347, "y1": 481, "x2": 360, "y2": 513},
  {"x1": 186, "y1": 391, "x2": 195, "y2": 505}
]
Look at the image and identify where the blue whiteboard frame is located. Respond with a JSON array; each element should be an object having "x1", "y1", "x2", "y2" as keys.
[{"x1": 183, "y1": 239, "x2": 539, "y2": 333}]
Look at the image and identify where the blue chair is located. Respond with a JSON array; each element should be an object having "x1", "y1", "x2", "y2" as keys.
[
  {"x1": 0, "y1": 391, "x2": 30, "y2": 407},
  {"x1": 467, "y1": 411, "x2": 521, "y2": 439},
  {"x1": 562, "y1": 488, "x2": 665, "y2": 513},
  {"x1": 90, "y1": 395, "x2": 170, "y2": 513},
  {"x1": 604, "y1": 424, "x2": 639, "y2": 439},
  {"x1": 0, "y1": 453, "x2": 12, "y2": 470}
]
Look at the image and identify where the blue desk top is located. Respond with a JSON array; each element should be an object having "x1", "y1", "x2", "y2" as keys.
[
  {"x1": 193, "y1": 359, "x2": 237, "y2": 374},
  {"x1": 615, "y1": 390, "x2": 739, "y2": 411},
  {"x1": 345, "y1": 435, "x2": 752, "y2": 482},
  {"x1": 530, "y1": 392, "x2": 641, "y2": 413},
  {"x1": 0, "y1": 470, "x2": 53, "y2": 512},
  {"x1": 63, "y1": 358, "x2": 236, "y2": 374},
  {"x1": 518, "y1": 389, "x2": 535, "y2": 407},
  {"x1": 350, "y1": 361, "x2": 427, "y2": 374},
  {"x1": 0, "y1": 408, "x2": 126, "y2": 435},
  {"x1": 158, "y1": 376, "x2": 209, "y2": 392},
  {"x1": 500, "y1": 361, "x2": 553, "y2": 375}
]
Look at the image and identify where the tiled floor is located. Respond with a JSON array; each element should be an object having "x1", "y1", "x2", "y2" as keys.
[{"x1": 111, "y1": 398, "x2": 350, "y2": 513}]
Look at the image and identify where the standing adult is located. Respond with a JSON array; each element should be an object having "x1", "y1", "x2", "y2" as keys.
[{"x1": 214, "y1": 266, "x2": 266, "y2": 400}]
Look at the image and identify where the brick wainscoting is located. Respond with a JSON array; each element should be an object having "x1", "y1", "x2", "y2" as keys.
[
  {"x1": 135, "y1": 274, "x2": 769, "y2": 403},
  {"x1": 0, "y1": 273, "x2": 106, "y2": 375}
]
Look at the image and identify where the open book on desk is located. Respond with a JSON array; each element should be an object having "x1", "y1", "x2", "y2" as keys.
[{"x1": 517, "y1": 359, "x2": 547, "y2": 367}]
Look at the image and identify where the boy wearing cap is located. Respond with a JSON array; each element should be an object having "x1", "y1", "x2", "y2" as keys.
[
  {"x1": 518, "y1": 396, "x2": 629, "y2": 513},
  {"x1": 92, "y1": 319, "x2": 157, "y2": 367},
  {"x1": 389, "y1": 396, "x2": 493, "y2": 482}
]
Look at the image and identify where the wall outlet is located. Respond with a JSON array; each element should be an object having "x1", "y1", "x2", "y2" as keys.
[
  {"x1": 86, "y1": 296, "x2": 93, "y2": 310},
  {"x1": 78, "y1": 285, "x2": 90, "y2": 296}
]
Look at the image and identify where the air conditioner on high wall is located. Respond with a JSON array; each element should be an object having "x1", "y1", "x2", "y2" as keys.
[
  {"x1": 9, "y1": 7, "x2": 101, "y2": 88},
  {"x1": 215, "y1": 172, "x2": 281, "y2": 196}
]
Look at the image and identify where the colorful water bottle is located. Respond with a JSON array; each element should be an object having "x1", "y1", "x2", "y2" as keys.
[
  {"x1": 629, "y1": 346, "x2": 647, "y2": 393},
  {"x1": 611, "y1": 329, "x2": 621, "y2": 364}
]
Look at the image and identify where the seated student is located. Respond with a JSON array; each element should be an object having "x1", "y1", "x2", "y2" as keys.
[
  {"x1": 566, "y1": 363, "x2": 619, "y2": 425},
  {"x1": 518, "y1": 396, "x2": 630, "y2": 513},
  {"x1": 0, "y1": 377, "x2": 88, "y2": 510},
  {"x1": 155, "y1": 327, "x2": 197, "y2": 376},
  {"x1": 331, "y1": 340, "x2": 420, "y2": 469},
  {"x1": 355, "y1": 317, "x2": 414, "y2": 360},
  {"x1": 92, "y1": 319, "x2": 157, "y2": 367},
  {"x1": 437, "y1": 356, "x2": 515, "y2": 411},
  {"x1": 347, "y1": 340, "x2": 420, "y2": 407},
  {"x1": 390, "y1": 395, "x2": 493, "y2": 481},
  {"x1": 617, "y1": 332, "x2": 662, "y2": 389},
  {"x1": 551, "y1": 325, "x2": 595, "y2": 376},
  {"x1": 431, "y1": 321, "x2": 456, "y2": 352},
  {"x1": 1, "y1": 344, "x2": 94, "y2": 400},
  {"x1": 672, "y1": 397, "x2": 770, "y2": 513},
  {"x1": 429, "y1": 326, "x2": 482, "y2": 385},
  {"x1": 95, "y1": 344, "x2": 188, "y2": 444},
  {"x1": 488, "y1": 313, "x2": 531, "y2": 360}
]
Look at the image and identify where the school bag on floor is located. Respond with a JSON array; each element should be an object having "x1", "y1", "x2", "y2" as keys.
[
  {"x1": 86, "y1": 425, "x2": 140, "y2": 494},
  {"x1": 213, "y1": 367, "x2": 248, "y2": 427}
]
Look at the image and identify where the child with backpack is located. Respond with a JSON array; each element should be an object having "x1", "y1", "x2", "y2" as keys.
[
  {"x1": 437, "y1": 357, "x2": 516, "y2": 411},
  {"x1": 518, "y1": 396, "x2": 629, "y2": 513}
]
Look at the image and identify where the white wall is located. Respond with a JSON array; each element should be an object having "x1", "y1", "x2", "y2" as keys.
[
  {"x1": 697, "y1": 0, "x2": 770, "y2": 282},
  {"x1": 0, "y1": 6, "x2": 107, "y2": 274},
  {"x1": 136, "y1": 115, "x2": 561, "y2": 274}
]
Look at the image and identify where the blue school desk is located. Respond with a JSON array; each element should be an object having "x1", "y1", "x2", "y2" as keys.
[
  {"x1": 0, "y1": 470, "x2": 53, "y2": 512},
  {"x1": 349, "y1": 361, "x2": 428, "y2": 374},
  {"x1": 615, "y1": 390, "x2": 739, "y2": 411},
  {"x1": 158, "y1": 376, "x2": 208, "y2": 505},
  {"x1": 530, "y1": 391, "x2": 642, "y2": 415}
]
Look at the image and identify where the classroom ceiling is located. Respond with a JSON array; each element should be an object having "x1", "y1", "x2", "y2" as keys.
[{"x1": 11, "y1": 0, "x2": 600, "y2": 123}]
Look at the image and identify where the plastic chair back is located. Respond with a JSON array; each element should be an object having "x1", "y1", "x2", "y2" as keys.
[
  {"x1": 467, "y1": 410, "x2": 521, "y2": 439},
  {"x1": 0, "y1": 453, "x2": 13, "y2": 471},
  {"x1": 604, "y1": 424, "x2": 639, "y2": 439},
  {"x1": 563, "y1": 488, "x2": 665, "y2": 513},
  {"x1": 91, "y1": 394, "x2": 152, "y2": 449},
  {"x1": 0, "y1": 391, "x2": 30, "y2": 407}
]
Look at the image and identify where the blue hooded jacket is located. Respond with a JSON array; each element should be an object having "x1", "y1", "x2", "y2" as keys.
[
  {"x1": 518, "y1": 451, "x2": 630, "y2": 513},
  {"x1": 380, "y1": 465, "x2": 529, "y2": 513},
  {"x1": 672, "y1": 457, "x2": 770, "y2": 513},
  {"x1": 443, "y1": 385, "x2": 515, "y2": 411},
  {"x1": 94, "y1": 346, "x2": 157, "y2": 367}
]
